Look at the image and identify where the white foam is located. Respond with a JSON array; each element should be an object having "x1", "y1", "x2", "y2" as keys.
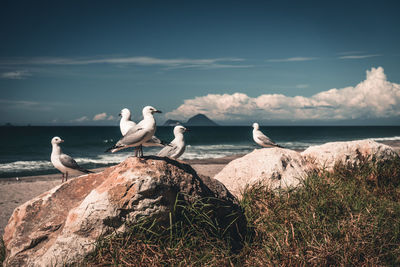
[
  {"x1": 0, "y1": 160, "x2": 53, "y2": 172},
  {"x1": 371, "y1": 136, "x2": 400, "y2": 141}
]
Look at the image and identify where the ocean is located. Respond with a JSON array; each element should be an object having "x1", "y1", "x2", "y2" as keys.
[{"x1": 1, "y1": 126, "x2": 400, "y2": 179}]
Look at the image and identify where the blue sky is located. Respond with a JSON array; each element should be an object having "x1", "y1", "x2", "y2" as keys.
[{"x1": 1, "y1": 0, "x2": 399, "y2": 125}]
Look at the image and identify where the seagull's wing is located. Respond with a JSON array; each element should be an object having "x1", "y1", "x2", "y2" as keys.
[
  {"x1": 143, "y1": 136, "x2": 165, "y2": 147},
  {"x1": 119, "y1": 125, "x2": 148, "y2": 146},
  {"x1": 157, "y1": 144, "x2": 178, "y2": 157},
  {"x1": 256, "y1": 131, "x2": 281, "y2": 147},
  {"x1": 60, "y1": 154, "x2": 92, "y2": 173},
  {"x1": 106, "y1": 125, "x2": 149, "y2": 152}
]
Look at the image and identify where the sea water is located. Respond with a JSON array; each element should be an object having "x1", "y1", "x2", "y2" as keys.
[{"x1": 0, "y1": 126, "x2": 399, "y2": 178}]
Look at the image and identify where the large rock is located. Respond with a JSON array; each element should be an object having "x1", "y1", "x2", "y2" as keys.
[
  {"x1": 3, "y1": 157, "x2": 243, "y2": 267},
  {"x1": 214, "y1": 148, "x2": 313, "y2": 197},
  {"x1": 214, "y1": 140, "x2": 398, "y2": 198},
  {"x1": 301, "y1": 139, "x2": 398, "y2": 171}
]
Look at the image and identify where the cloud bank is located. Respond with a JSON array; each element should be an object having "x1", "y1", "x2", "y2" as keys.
[
  {"x1": 267, "y1": 57, "x2": 317, "y2": 62},
  {"x1": 0, "y1": 56, "x2": 250, "y2": 69},
  {"x1": 0, "y1": 70, "x2": 31, "y2": 79},
  {"x1": 93, "y1": 113, "x2": 114, "y2": 121},
  {"x1": 166, "y1": 67, "x2": 400, "y2": 123}
]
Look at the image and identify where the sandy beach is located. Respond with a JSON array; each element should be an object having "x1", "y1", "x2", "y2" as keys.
[{"x1": 1, "y1": 141, "x2": 399, "y2": 236}]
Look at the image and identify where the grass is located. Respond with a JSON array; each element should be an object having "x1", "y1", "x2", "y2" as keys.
[
  {"x1": 2, "y1": 156, "x2": 400, "y2": 266},
  {"x1": 239, "y1": 155, "x2": 400, "y2": 266}
]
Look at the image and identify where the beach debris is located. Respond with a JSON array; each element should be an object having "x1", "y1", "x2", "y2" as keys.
[
  {"x1": 51, "y1": 136, "x2": 93, "y2": 183},
  {"x1": 157, "y1": 125, "x2": 189, "y2": 159},
  {"x1": 252, "y1": 122, "x2": 283, "y2": 148},
  {"x1": 3, "y1": 157, "x2": 244, "y2": 267}
]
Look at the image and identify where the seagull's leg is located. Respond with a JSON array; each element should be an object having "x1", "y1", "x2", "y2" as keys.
[
  {"x1": 134, "y1": 147, "x2": 138, "y2": 157},
  {"x1": 139, "y1": 145, "x2": 143, "y2": 157},
  {"x1": 66, "y1": 171, "x2": 68, "y2": 182},
  {"x1": 62, "y1": 173, "x2": 64, "y2": 183}
]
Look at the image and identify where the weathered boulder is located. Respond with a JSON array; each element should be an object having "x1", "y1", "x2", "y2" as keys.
[
  {"x1": 214, "y1": 148, "x2": 313, "y2": 197},
  {"x1": 301, "y1": 139, "x2": 398, "y2": 171},
  {"x1": 3, "y1": 156, "x2": 244, "y2": 267},
  {"x1": 214, "y1": 140, "x2": 398, "y2": 198}
]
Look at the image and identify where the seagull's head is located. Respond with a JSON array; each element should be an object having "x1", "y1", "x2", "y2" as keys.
[
  {"x1": 119, "y1": 108, "x2": 131, "y2": 119},
  {"x1": 51, "y1": 136, "x2": 64, "y2": 145},
  {"x1": 143, "y1": 106, "x2": 162, "y2": 116},
  {"x1": 252, "y1": 122, "x2": 259, "y2": 130},
  {"x1": 174, "y1": 125, "x2": 189, "y2": 135}
]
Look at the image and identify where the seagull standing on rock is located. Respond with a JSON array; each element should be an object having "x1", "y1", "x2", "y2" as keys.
[
  {"x1": 157, "y1": 125, "x2": 189, "y2": 159},
  {"x1": 51, "y1": 136, "x2": 93, "y2": 183},
  {"x1": 107, "y1": 106, "x2": 162, "y2": 157},
  {"x1": 252, "y1": 123, "x2": 283, "y2": 148},
  {"x1": 119, "y1": 107, "x2": 165, "y2": 147}
]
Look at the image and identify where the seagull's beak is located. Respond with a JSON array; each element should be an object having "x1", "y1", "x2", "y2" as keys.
[
  {"x1": 184, "y1": 128, "x2": 190, "y2": 132},
  {"x1": 60, "y1": 140, "x2": 64, "y2": 143},
  {"x1": 118, "y1": 113, "x2": 121, "y2": 117},
  {"x1": 155, "y1": 110, "x2": 162, "y2": 113}
]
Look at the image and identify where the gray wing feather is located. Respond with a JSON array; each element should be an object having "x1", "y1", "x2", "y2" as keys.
[
  {"x1": 157, "y1": 145, "x2": 178, "y2": 157},
  {"x1": 143, "y1": 136, "x2": 163, "y2": 147},
  {"x1": 257, "y1": 131, "x2": 279, "y2": 146},
  {"x1": 59, "y1": 154, "x2": 81, "y2": 170},
  {"x1": 118, "y1": 126, "x2": 148, "y2": 146},
  {"x1": 258, "y1": 134, "x2": 276, "y2": 145}
]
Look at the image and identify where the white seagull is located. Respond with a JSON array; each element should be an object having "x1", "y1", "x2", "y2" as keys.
[
  {"x1": 51, "y1": 136, "x2": 93, "y2": 183},
  {"x1": 107, "y1": 106, "x2": 162, "y2": 156},
  {"x1": 157, "y1": 125, "x2": 189, "y2": 159},
  {"x1": 119, "y1": 107, "x2": 164, "y2": 147},
  {"x1": 252, "y1": 123, "x2": 283, "y2": 148}
]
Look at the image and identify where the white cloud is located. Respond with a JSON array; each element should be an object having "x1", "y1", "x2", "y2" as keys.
[
  {"x1": 0, "y1": 70, "x2": 31, "y2": 79},
  {"x1": 339, "y1": 54, "x2": 381, "y2": 59},
  {"x1": 267, "y1": 57, "x2": 317, "y2": 62},
  {"x1": 72, "y1": 116, "x2": 89, "y2": 122},
  {"x1": 0, "y1": 99, "x2": 51, "y2": 111},
  {"x1": 0, "y1": 56, "x2": 250, "y2": 69},
  {"x1": 93, "y1": 113, "x2": 114, "y2": 121},
  {"x1": 166, "y1": 67, "x2": 400, "y2": 122}
]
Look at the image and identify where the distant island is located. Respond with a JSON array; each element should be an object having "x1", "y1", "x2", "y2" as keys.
[{"x1": 163, "y1": 114, "x2": 219, "y2": 126}]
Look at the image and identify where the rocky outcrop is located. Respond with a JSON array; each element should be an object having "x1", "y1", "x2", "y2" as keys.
[
  {"x1": 215, "y1": 140, "x2": 398, "y2": 198},
  {"x1": 3, "y1": 157, "x2": 244, "y2": 267},
  {"x1": 301, "y1": 139, "x2": 398, "y2": 171},
  {"x1": 214, "y1": 148, "x2": 313, "y2": 196}
]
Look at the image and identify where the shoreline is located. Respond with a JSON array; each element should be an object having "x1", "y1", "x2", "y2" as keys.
[{"x1": 1, "y1": 140, "x2": 399, "y2": 236}]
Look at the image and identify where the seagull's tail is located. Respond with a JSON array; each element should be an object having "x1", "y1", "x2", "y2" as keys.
[
  {"x1": 161, "y1": 139, "x2": 172, "y2": 147},
  {"x1": 275, "y1": 144, "x2": 285, "y2": 148},
  {"x1": 80, "y1": 168, "x2": 94, "y2": 174},
  {"x1": 105, "y1": 144, "x2": 126, "y2": 153}
]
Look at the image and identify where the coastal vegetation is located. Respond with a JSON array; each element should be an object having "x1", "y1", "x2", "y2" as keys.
[{"x1": 1, "y1": 156, "x2": 400, "y2": 266}]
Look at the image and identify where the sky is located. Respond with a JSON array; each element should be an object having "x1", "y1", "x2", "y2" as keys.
[{"x1": 0, "y1": 0, "x2": 400, "y2": 125}]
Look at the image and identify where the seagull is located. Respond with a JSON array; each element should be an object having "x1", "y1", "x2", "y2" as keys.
[
  {"x1": 252, "y1": 123, "x2": 283, "y2": 148},
  {"x1": 106, "y1": 106, "x2": 162, "y2": 157},
  {"x1": 157, "y1": 125, "x2": 189, "y2": 159},
  {"x1": 51, "y1": 136, "x2": 93, "y2": 183},
  {"x1": 119, "y1": 107, "x2": 164, "y2": 148}
]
